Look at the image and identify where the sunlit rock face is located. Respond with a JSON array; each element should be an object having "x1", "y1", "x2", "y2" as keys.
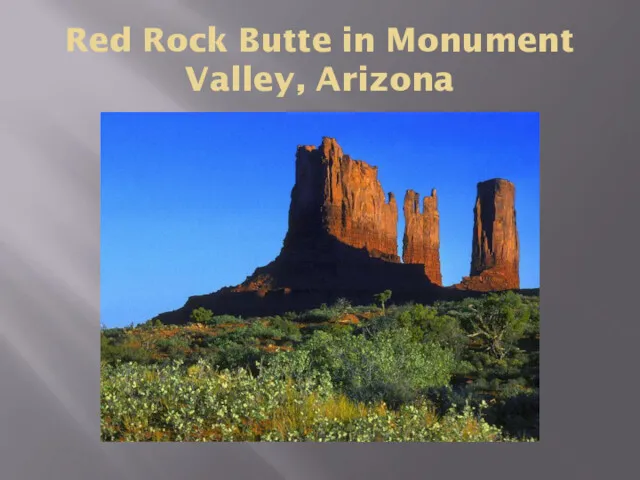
[
  {"x1": 402, "y1": 189, "x2": 442, "y2": 286},
  {"x1": 456, "y1": 179, "x2": 520, "y2": 291},
  {"x1": 155, "y1": 140, "x2": 522, "y2": 324}
]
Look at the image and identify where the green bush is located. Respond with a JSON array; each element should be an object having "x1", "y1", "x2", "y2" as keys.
[
  {"x1": 100, "y1": 334, "x2": 153, "y2": 364},
  {"x1": 455, "y1": 292, "x2": 531, "y2": 359},
  {"x1": 295, "y1": 307, "x2": 335, "y2": 323},
  {"x1": 101, "y1": 360, "x2": 513, "y2": 442},
  {"x1": 294, "y1": 298, "x2": 355, "y2": 323},
  {"x1": 215, "y1": 340, "x2": 262, "y2": 370},
  {"x1": 486, "y1": 391, "x2": 539, "y2": 439},
  {"x1": 267, "y1": 316, "x2": 300, "y2": 337},
  {"x1": 278, "y1": 328, "x2": 455, "y2": 407},
  {"x1": 212, "y1": 314, "x2": 244, "y2": 325},
  {"x1": 100, "y1": 292, "x2": 539, "y2": 441},
  {"x1": 190, "y1": 307, "x2": 215, "y2": 325},
  {"x1": 155, "y1": 336, "x2": 190, "y2": 358},
  {"x1": 397, "y1": 305, "x2": 467, "y2": 352},
  {"x1": 331, "y1": 297, "x2": 353, "y2": 315}
]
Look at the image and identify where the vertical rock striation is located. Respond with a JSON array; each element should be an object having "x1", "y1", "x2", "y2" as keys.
[
  {"x1": 456, "y1": 178, "x2": 520, "y2": 291},
  {"x1": 284, "y1": 137, "x2": 399, "y2": 262},
  {"x1": 402, "y1": 189, "x2": 442, "y2": 285}
]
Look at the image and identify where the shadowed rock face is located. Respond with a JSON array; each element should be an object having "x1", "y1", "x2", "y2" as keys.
[
  {"x1": 154, "y1": 140, "x2": 526, "y2": 324},
  {"x1": 402, "y1": 189, "x2": 442, "y2": 285},
  {"x1": 456, "y1": 179, "x2": 520, "y2": 291}
]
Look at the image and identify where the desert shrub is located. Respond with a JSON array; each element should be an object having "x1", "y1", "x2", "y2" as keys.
[
  {"x1": 244, "y1": 320, "x2": 297, "y2": 340},
  {"x1": 295, "y1": 299, "x2": 356, "y2": 323},
  {"x1": 190, "y1": 307, "x2": 215, "y2": 325},
  {"x1": 361, "y1": 305, "x2": 467, "y2": 359},
  {"x1": 267, "y1": 316, "x2": 301, "y2": 340},
  {"x1": 155, "y1": 336, "x2": 191, "y2": 358},
  {"x1": 397, "y1": 305, "x2": 467, "y2": 352},
  {"x1": 214, "y1": 339, "x2": 262, "y2": 370},
  {"x1": 327, "y1": 322, "x2": 355, "y2": 337},
  {"x1": 139, "y1": 318, "x2": 164, "y2": 329},
  {"x1": 331, "y1": 297, "x2": 353, "y2": 315},
  {"x1": 100, "y1": 334, "x2": 153, "y2": 364},
  {"x1": 212, "y1": 314, "x2": 244, "y2": 325},
  {"x1": 295, "y1": 306, "x2": 336, "y2": 323},
  {"x1": 188, "y1": 309, "x2": 242, "y2": 327},
  {"x1": 101, "y1": 360, "x2": 513, "y2": 442},
  {"x1": 101, "y1": 328, "x2": 127, "y2": 343},
  {"x1": 350, "y1": 304, "x2": 375, "y2": 314},
  {"x1": 100, "y1": 293, "x2": 538, "y2": 441},
  {"x1": 454, "y1": 292, "x2": 531, "y2": 359},
  {"x1": 423, "y1": 314, "x2": 467, "y2": 353},
  {"x1": 485, "y1": 391, "x2": 539, "y2": 439},
  {"x1": 424, "y1": 385, "x2": 474, "y2": 417},
  {"x1": 523, "y1": 297, "x2": 540, "y2": 336},
  {"x1": 277, "y1": 328, "x2": 456, "y2": 407},
  {"x1": 360, "y1": 314, "x2": 396, "y2": 337}
]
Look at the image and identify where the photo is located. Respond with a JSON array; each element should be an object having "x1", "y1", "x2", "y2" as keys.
[{"x1": 100, "y1": 112, "x2": 540, "y2": 442}]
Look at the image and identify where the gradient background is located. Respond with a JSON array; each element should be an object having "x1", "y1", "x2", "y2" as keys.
[
  {"x1": 101, "y1": 112, "x2": 540, "y2": 327},
  {"x1": 1, "y1": 0, "x2": 638, "y2": 478}
]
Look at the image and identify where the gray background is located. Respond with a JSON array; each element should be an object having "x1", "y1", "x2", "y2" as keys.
[{"x1": 0, "y1": 0, "x2": 637, "y2": 478}]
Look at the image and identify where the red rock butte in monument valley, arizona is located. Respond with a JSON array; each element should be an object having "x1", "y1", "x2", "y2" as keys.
[{"x1": 156, "y1": 137, "x2": 530, "y2": 324}]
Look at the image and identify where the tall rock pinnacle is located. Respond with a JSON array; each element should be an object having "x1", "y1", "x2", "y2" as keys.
[
  {"x1": 155, "y1": 140, "x2": 528, "y2": 323},
  {"x1": 284, "y1": 137, "x2": 400, "y2": 262},
  {"x1": 402, "y1": 189, "x2": 442, "y2": 285},
  {"x1": 457, "y1": 178, "x2": 520, "y2": 291}
]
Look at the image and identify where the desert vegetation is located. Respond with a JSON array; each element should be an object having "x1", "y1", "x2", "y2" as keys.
[{"x1": 101, "y1": 291, "x2": 539, "y2": 442}]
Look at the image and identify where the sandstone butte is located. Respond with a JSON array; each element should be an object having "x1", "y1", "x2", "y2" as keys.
[
  {"x1": 403, "y1": 189, "x2": 443, "y2": 286},
  {"x1": 285, "y1": 138, "x2": 400, "y2": 262},
  {"x1": 155, "y1": 138, "x2": 525, "y2": 324},
  {"x1": 455, "y1": 179, "x2": 520, "y2": 291}
]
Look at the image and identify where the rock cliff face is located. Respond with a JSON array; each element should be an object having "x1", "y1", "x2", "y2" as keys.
[
  {"x1": 157, "y1": 137, "x2": 439, "y2": 322},
  {"x1": 155, "y1": 139, "x2": 525, "y2": 324},
  {"x1": 284, "y1": 137, "x2": 400, "y2": 262},
  {"x1": 402, "y1": 189, "x2": 442, "y2": 285},
  {"x1": 456, "y1": 179, "x2": 520, "y2": 291}
]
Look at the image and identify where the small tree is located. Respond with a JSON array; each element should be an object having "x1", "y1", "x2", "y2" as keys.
[
  {"x1": 464, "y1": 292, "x2": 530, "y2": 359},
  {"x1": 190, "y1": 307, "x2": 214, "y2": 325},
  {"x1": 332, "y1": 297, "x2": 352, "y2": 316},
  {"x1": 374, "y1": 290, "x2": 393, "y2": 314}
]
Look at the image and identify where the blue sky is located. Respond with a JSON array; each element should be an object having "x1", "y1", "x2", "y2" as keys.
[{"x1": 101, "y1": 112, "x2": 539, "y2": 327}]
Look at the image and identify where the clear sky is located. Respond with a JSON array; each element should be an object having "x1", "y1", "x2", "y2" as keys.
[{"x1": 101, "y1": 112, "x2": 539, "y2": 327}]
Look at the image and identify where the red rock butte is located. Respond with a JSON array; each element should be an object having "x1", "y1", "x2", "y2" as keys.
[
  {"x1": 286, "y1": 138, "x2": 400, "y2": 262},
  {"x1": 403, "y1": 189, "x2": 443, "y2": 286},
  {"x1": 156, "y1": 138, "x2": 526, "y2": 324},
  {"x1": 455, "y1": 179, "x2": 520, "y2": 291}
]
